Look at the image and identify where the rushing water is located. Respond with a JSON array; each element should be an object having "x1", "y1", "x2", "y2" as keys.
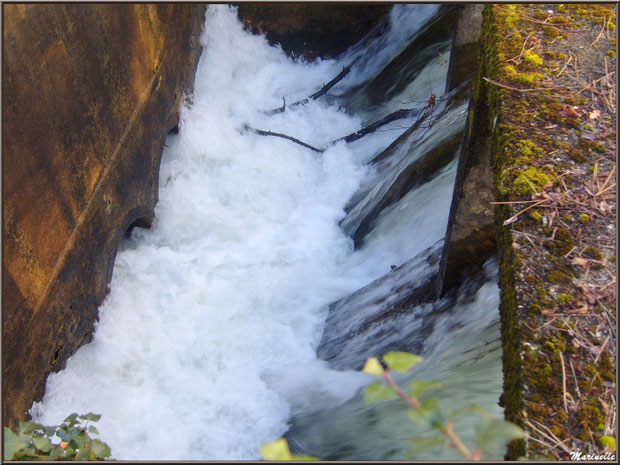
[{"x1": 31, "y1": 4, "x2": 504, "y2": 460}]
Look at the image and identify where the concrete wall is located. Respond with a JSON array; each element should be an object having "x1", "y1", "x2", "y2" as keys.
[{"x1": 2, "y1": 3, "x2": 205, "y2": 427}]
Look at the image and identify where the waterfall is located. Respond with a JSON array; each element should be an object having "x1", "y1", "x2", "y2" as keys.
[{"x1": 31, "y1": 4, "x2": 504, "y2": 460}]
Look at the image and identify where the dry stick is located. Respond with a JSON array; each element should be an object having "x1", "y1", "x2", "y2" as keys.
[
  {"x1": 597, "y1": 165, "x2": 616, "y2": 195},
  {"x1": 556, "y1": 55, "x2": 573, "y2": 77},
  {"x1": 266, "y1": 58, "x2": 359, "y2": 114},
  {"x1": 333, "y1": 108, "x2": 421, "y2": 144},
  {"x1": 249, "y1": 106, "x2": 428, "y2": 153},
  {"x1": 244, "y1": 125, "x2": 323, "y2": 153},
  {"x1": 559, "y1": 351, "x2": 569, "y2": 413},
  {"x1": 502, "y1": 198, "x2": 551, "y2": 226},
  {"x1": 382, "y1": 370, "x2": 476, "y2": 460},
  {"x1": 593, "y1": 334, "x2": 611, "y2": 365},
  {"x1": 527, "y1": 419, "x2": 573, "y2": 454},
  {"x1": 591, "y1": 16, "x2": 609, "y2": 46},
  {"x1": 569, "y1": 358, "x2": 582, "y2": 400},
  {"x1": 483, "y1": 77, "x2": 577, "y2": 94}
]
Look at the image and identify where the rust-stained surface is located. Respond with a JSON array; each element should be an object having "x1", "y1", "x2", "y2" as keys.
[{"x1": 2, "y1": 3, "x2": 205, "y2": 427}]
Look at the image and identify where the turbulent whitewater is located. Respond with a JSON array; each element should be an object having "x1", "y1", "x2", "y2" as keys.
[{"x1": 32, "y1": 5, "x2": 504, "y2": 461}]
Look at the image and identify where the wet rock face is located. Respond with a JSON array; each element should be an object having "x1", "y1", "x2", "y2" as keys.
[
  {"x1": 2, "y1": 3, "x2": 205, "y2": 427},
  {"x1": 236, "y1": 4, "x2": 391, "y2": 59}
]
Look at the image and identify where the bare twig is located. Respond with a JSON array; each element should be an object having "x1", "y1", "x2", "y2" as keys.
[
  {"x1": 266, "y1": 58, "x2": 359, "y2": 114},
  {"x1": 559, "y1": 351, "x2": 568, "y2": 413},
  {"x1": 244, "y1": 125, "x2": 323, "y2": 153},
  {"x1": 569, "y1": 358, "x2": 582, "y2": 399}
]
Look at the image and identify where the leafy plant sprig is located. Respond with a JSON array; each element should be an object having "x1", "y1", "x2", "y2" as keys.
[
  {"x1": 4, "y1": 413, "x2": 111, "y2": 461},
  {"x1": 362, "y1": 351, "x2": 525, "y2": 460}
]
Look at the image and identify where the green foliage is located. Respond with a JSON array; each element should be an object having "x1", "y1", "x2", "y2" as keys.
[
  {"x1": 383, "y1": 351, "x2": 423, "y2": 373},
  {"x1": 4, "y1": 413, "x2": 111, "y2": 461},
  {"x1": 260, "y1": 351, "x2": 525, "y2": 461},
  {"x1": 364, "y1": 381, "x2": 396, "y2": 405},
  {"x1": 361, "y1": 352, "x2": 525, "y2": 460},
  {"x1": 260, "y1": 438, "x2": 317, "y2": 461}
]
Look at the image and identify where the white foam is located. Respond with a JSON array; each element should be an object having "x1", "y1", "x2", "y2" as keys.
[{"x1": 30, "y1": 5, "x2": 372, "y2": 460}]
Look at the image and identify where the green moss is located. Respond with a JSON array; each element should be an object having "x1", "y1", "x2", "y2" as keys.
[
  {"x1": 548, "y1": 270, "x2": 570, "y2": 284},
  {"x1": 556, "y1": 52, "x2": 568, "y2": 60},
  {"x1": 514, "y1": 166, "x2": 552, "y2": 195},
  {"x1": 523, "y1": 50, "x2": 544, "y2": 66},
  {"x1": 599, "y1": 436, "x2": 616, "y2": 451},
  {"x1": 580, "y1": 138, "x2": 606, "y2": 154},
  {"x1": 518, "y1": 71, "x2": 544, "y2": 85},
  {"x1": 544, "y1": 227, "x2": 575, "y2": 256},
  {"x1": 568, "y1": 147, "x2": 587, "y2": 163},
  {"x1": 583, "y1": 246, "x2": 602, "y2": 260},
  {"x1": 543, "y1": 26, "x2": 561, "y2": 39},
  {"x1": 578, "y1": 213, "x2": 591, "y2": 224},
  {"x1": 529, "y1": 210, "x2": 542, "y2": 221},
  {"x1": 606, "y1": 50, "x2": 616, "y2": 58},
  {"x1": 517, "y1": 139, "x2": 544, "y2": 158},
  {"x1": 559, "y1": 293, "x2": 573, "y2": 304}
]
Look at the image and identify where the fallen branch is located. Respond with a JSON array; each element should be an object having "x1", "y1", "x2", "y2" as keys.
[
  {"x1": 248, "y1": 104, "x2": 430, "y2": 153},
  {"x1": 243, "y1": 124, "x2": 323, "y2": 153},
  {"x1": 267, "y1": 58, "x2": 359, "y2": 115},
  {"x1": 333, "y1": 108, "x2": 420, "y2": 144}
]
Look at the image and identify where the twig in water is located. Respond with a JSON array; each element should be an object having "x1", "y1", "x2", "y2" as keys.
[
  {"x1": 266, "y1": 57, "x2": 359, "y2": 114},
  {"x1": 244, "y1": 124, "x2": 323, "y2": 153},
  {"x1": 333, "y1": 108, "x2": 420, "y2": 144}
]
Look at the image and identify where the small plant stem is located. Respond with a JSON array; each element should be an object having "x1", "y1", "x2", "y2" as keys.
[
  {"x1": 382, "y1": 370, "x2": 476, "y2": 460},
  {"x1": 383, "y1": 369, "x2": 421, "y2": 409}
]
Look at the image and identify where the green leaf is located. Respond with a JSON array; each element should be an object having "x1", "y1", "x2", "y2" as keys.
[
  {"x1": 4, "y1": 427, "x2": 28, "y2": 460},
  {"x1": 48, "y1": 447, "x2": 66, "y2": 460},
  {"x1": 383, "y1": 352, "x2": 423, "y2": 373},
  {"x1": 64, "y1": 413, "x2": 79, "y2": 425},
  {"x1": 32, "y1": 435, "x2": 54, "y2": 452},
  {"x1": 476, "y1": 418, "x2": 525, "y2": 449},
  {"x1": 260, "y1": 438, "x2": 293, "y2": 461},
  {"x1": 43, "y1": 426, "x2": 57, "y2": 437},
  {"x1": 76, "y1": 446, "x2": 92, "y2": 461},
  {"x1": 72, "y1": 431, "x2": 90, "y2": 448},
  {"x1": 57, "y1": 425, "x2": 78, "y2": 442},
  {"x1": 362, "y1": 357, "x2": 384, "y2": 377},
  {"x1": 88, "y1": 425, "x2": 100, "y2": 435},
  {"x1": 19, "y1": 420, "x2": 43, "y2": 435},
  {"x1": 91, "y1": 439, "x2": 112, "y2": 458},
  {"x1": 80, "y1": 413, "x2": 102, "y2": 422},
  {"x1": 407, "y1": 397, "x2": 444, "y2": 429},
  {"x1": 65, "y1": 445, "x2": 77, "y2": 458},
  {"x1": 409, "y1": 381, "x2": 442, "y2": 399},
  {"x1": 364, "y1": 381, "x2": 396, "y2": 406}
]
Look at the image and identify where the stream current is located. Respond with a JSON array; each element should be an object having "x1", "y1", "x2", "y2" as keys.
[{"x1": 31, "y1": 5, "x2": 505, "y2": 460}]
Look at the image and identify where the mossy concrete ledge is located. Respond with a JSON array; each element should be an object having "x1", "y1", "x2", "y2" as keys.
[
  {"x1": 2, "y1": 3, "x2": 205, "y2": 428},
  {"x1": 464, "y1": 4, "x2": 616, "y2": 460}
]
